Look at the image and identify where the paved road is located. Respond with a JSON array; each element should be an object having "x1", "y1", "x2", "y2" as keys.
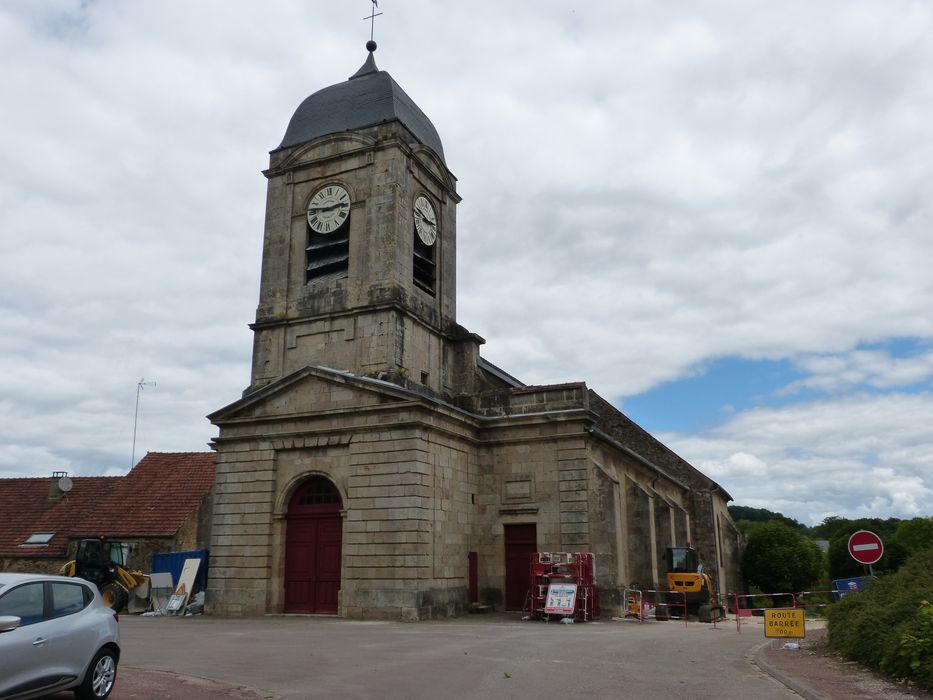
[{"x1": 116, "y1": 614, "x2": 799, "y2": 700}]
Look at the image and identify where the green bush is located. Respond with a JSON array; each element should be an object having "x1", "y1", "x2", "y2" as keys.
[{"x1": 827, "y1": 547, "x2": 933, "y2": 690}]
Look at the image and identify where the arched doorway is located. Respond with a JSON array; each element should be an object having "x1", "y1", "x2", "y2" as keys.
[{"x1": 284, "y1": 477, "x2": 343, "y2": 614}]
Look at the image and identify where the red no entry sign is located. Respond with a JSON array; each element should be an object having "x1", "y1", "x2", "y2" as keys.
[{"x1": 848, "y1": 530, "x2": 884, "y2": 565}]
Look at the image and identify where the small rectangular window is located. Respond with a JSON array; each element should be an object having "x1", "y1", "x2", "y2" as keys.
[{"x1": 22, "y1": 532, "x2": 55, "y2": 545}]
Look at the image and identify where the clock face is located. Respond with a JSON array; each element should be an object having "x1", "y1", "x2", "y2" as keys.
[
  {"x1": 413, "y1": 195, "x2": 438, "y2": 246},
  {"x1": 307, "y1": 185, "x2": 350, "y2": 234}
]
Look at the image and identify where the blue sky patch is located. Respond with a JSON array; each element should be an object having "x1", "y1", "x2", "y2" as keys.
[{"x1": 619, "y1": 357, "x2": 807, "y2": 434}]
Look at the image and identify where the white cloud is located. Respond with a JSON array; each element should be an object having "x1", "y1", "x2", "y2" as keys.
[
  {"x1": 666, "y1": 392, "x2": 933, "y2": 524},
  {"x1": 0, "y1": 1, "x2": 931, "y2": 527},
  {"x1": 782, "y1": 349, "x2": 933, "y2": 394}
]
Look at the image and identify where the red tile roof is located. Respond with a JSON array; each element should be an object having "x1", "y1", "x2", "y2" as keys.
[{"x1": 0, "y1": 452, "x2": 215, "y2": 558}]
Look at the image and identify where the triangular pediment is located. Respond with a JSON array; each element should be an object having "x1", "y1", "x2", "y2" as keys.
[{"x1": 209, "y1": 365, "x2": 416, "y2": 424}]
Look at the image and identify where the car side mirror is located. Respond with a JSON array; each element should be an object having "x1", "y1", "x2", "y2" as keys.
[{"x1": 0, "y1": 615, "x2": 22, "y2": 633}]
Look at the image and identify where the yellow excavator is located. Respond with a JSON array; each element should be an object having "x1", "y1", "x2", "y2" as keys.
[
  {"x1": 658, "y1": 545, "x2": 725, "y2": 622},
  {"x1": 59, "y1": 538, "x2": 149, "y2": 611}
]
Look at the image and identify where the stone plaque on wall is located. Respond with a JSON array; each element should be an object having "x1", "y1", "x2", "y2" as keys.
[{"x1": 503, "y1": 477, "x2": 534, "y2": 503}]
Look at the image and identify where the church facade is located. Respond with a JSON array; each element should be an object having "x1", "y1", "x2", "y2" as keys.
[{"x1": 206, "y1": 47, "x2": 741, "y2": 620}]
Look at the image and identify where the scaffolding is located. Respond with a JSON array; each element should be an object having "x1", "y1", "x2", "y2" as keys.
[{"x1": 525, "y1": 552, "x2": 600, "y2": 621}]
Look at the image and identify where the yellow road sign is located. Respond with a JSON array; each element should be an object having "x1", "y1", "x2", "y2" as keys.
[{"x1": 764, "y1": 608, "x2": 805, "y2": 638}]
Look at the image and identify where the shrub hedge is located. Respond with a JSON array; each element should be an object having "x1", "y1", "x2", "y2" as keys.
[{"x1": 827, "y1": 547, "x2": 933, "y2": 690}]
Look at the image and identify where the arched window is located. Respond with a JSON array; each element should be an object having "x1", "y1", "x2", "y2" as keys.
[{"x1": 288, "y1": 477, "x2": 342, "y2": 515}]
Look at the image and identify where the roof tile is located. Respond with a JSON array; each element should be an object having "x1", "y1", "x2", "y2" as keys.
[{"x1": 0, "y1": 452, "x2": 215, "y2": 557}]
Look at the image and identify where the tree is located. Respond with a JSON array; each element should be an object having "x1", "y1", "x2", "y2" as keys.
[
  {"x1": 812, "y1": 516, "x2": 901, "y2": 541},
  {"x1": 894, "y1": 517, "x2": 933, "y2": 554},
  {"x1": 828, "y1": 534, "x2": 865, "y2": 580},
  {"x1": 729, "y1": 505, "x2": 805, "y2": 532},
  {"x1": 742, "y1": 520, "x2": 824, "y2": 593}
]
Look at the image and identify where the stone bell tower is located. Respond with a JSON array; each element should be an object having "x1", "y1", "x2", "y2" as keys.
[{"x1": 248, "y1": 43, "x2": 480, "y2": 398}]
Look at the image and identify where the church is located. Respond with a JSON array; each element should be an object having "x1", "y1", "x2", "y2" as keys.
[{"x1": 205, "y1": 42, "x2": 741, "y2": 620}]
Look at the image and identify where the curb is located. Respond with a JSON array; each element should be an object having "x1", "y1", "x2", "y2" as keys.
[{"x1": 751, "y1": 640, "x2": 828, "y2": 700}]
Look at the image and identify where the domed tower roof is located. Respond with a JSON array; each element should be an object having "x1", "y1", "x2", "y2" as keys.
[{"x1": 276, "y1": 45, "x2": 445, "y2": 163}]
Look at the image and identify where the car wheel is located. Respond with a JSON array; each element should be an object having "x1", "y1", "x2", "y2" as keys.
[
  {"x1": 100, "y1": 584, "x2": 128, "y2": 612},
  {"x1": 74, "y1": 647, "x2": 118, "y2": 700}
]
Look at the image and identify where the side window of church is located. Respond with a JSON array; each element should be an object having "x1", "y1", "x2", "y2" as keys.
[{"x1": 306, "y1": 185, "x2": 350, "y2": 283}]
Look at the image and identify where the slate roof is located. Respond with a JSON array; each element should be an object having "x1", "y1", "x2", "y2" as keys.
[
  {"x1": 276, "y1": 49, "x2": 446, "y2": 163},
  {"x1": 587, "y1": 390, "x2": 733, "y2": 500},
  {"x1": 0, "y1": 452, "x2": 216, "y2": 558}
]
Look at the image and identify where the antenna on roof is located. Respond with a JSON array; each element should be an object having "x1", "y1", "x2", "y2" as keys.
[
  {"x1": 364, "y1": 0, "x2": 382, "y2": 50},
  {"x1": 131, "y1": 378, "x2": 156, "y2": 469}
]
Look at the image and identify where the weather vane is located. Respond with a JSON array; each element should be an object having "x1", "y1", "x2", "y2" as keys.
[{"x1": 364, "y1": 0, "x2": 383, "y2": 45}]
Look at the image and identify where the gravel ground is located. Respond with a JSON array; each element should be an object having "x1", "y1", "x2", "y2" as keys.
[
  {"x1": 759, "y1": 627, "x2": 932, "y2": 700},
  {"x1": 43, "y1": 669, "x2": 267, "y2": 700},
  {"x1": 42, "y1": 617, "x2": 932, "y2": 700},
  {"x1": 105, "y1": 669, "x2": 267, "y2": 699}
]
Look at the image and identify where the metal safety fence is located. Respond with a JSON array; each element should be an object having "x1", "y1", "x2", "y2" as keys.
[
  {"x1": 623, "y1": 587, "x2": 688, "y2": 627},
  {"x1": 730, "y1": 590, "x2": 837, "y2": 633}
]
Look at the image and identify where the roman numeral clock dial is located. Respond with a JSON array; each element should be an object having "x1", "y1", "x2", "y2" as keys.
[
  {"x1": 307, "y1": 185, "x2": 350, "y2": 234},
  {"x1": 413, "y1": 195, "x2": 437, "y2": 245}
]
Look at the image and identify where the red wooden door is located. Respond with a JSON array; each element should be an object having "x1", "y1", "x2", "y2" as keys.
[
  {"x1": 468, "y1": 552, "x2": 478, "y2": 603},
  {"x1": 504, "y1": 524, "x2": 536, "y2": 611},
  {"x1": 285, "y1": 478, "x2": 342, "y2": 614}
]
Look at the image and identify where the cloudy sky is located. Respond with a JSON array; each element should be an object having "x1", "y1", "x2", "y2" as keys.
[{"x1": 2, "y1": 1, "x2": 931, "y2": 526}]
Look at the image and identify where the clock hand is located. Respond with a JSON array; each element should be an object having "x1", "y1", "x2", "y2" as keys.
[{"x1": 308, "y1": 203, "x2": 343, "y2": 213}]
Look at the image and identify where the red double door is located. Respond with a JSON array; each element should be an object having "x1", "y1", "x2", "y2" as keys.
[{"x1": 284, "y1": 478, "x2": 343, "y2": 614}]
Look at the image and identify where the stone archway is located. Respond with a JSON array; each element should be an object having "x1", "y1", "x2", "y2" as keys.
[{"x1": 284, "y1": 476, "x2": 343, "y2": 614}]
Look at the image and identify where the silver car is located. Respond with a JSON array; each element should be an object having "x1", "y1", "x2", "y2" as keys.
[{"x1": 0, "y1": 573, "x2": 120, "y2": 700}]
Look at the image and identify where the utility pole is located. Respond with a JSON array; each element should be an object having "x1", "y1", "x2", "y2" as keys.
[{"x1": 131, "y1": 378, "x2": 156, "y2": 468}]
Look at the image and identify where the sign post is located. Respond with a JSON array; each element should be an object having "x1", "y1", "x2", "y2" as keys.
[{"x1": 848, "y1": 530, "x2": 884, "y2": 575}]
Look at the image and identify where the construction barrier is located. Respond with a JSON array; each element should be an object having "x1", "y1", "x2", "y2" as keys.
[
  {"x1": 730, "y1": 592, "x2": 795, "y2": 634},
  {"x1": 623, "y1": 588, "x2": 643, "y2": 620},
  {"x1": 793, "y1": 590, "x2": 836, "y2": 616},
  {"x1": 626, "y1": 588, "x2": 688, "y2": 627}
]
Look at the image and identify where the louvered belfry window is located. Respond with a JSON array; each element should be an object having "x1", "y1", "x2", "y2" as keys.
[
  {"x1": 413, "y1": 232, "x2": 436, "y2": 295},
  {"x1": 306, "y1": 214, "x2": 350, "y2": 283}
]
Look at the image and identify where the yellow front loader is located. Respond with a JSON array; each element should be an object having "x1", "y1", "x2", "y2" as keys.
[{"x1": 59, "y1": 538, "x2": 149, "y2": 611}]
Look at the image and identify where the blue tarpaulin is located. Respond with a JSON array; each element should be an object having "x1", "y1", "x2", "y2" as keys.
[{"x1": 151, "y1": 549, "x2": 209, "y2": 594}]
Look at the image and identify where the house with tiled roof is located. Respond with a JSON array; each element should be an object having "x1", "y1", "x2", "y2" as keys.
[{"x1": 0, "y1": 452, "x2": 216, "y2": 574}]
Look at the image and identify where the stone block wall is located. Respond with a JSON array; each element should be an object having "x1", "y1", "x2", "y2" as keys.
[
  {"x1": 625, "y1": 478, "x2": 654, "y2": 588},
  {"x1": 206, "y1": 444, "x2": 278, "y2": 616}
]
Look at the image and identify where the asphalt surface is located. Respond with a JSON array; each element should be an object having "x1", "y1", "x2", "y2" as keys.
[{"x1": 102, "y1": 613, "x2": 801, "y2": 700}]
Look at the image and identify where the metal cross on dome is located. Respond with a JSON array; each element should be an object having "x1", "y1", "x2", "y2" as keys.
[{"x1": 364, "y1": 0, "x2": 383, "y2": 42}]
